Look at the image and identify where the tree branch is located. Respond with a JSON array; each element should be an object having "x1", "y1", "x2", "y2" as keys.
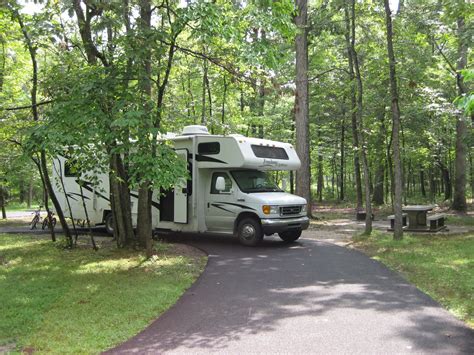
[
  {"x1": 432, "y1": 38, "x2": 457, "y2": 75},
  {"x1": 2, "y1": 100, "x2": 53, "y2": 111},
  {"x1": 172, "y1": 44, "x2": 254, "y2": 85},
  {"x1": 309, "y1": 67, "x2": 350, "y2": 81}
]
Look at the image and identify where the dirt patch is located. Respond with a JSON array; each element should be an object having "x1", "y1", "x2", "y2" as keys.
[
  {"x1": 167, "y1": 243, "x2": 207, "y2": 259},
  {"x1": 0, "y1": 343, "x2": 17, "y2": 354}
]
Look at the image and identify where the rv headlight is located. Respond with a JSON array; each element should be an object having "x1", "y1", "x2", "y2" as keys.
[
  {"x1": 301, "y1": 204, "x2": 307, "y2": 213},
  {"x1": 262, "y1": 205, "x2": 279, "y2": 215}
]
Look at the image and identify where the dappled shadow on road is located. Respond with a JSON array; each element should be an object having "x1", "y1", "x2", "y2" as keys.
[{"x1": 107, "y1": 234, "x2": 474, "y2": 354}]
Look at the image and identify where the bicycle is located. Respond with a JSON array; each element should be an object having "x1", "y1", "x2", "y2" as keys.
[
  {"x1": 30, "y1": 206, "x2": 43, "y2": 230},
  {"x1": 42, "y1": 210, "x2": 57, "y2": 230}
]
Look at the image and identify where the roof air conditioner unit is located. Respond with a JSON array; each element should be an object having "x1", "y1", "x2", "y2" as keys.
[{"x1": 181, "y1": 125, "x2": 210, "y2": 136}]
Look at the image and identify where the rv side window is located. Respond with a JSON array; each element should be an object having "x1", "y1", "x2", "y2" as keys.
[
  {"x1": 64, "y1": 160, "x2": 79, "y2": 177},
  {"x1": 198, "y1": 142, "x2": 220, "y2": 155},
  {"x1": 210, "y1": 173, "x2": 232, "y2": 194},
  {"x1": 251, "y1": 145, "x2": 289, "y2": 160}
]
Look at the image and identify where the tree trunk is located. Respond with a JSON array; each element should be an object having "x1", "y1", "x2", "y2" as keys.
[
  {"x1": 137, "y1": 0, "x2": 154, "y2": 255},
  {"x1": 420, "y1": 169, "x2": 426, "y2": 197},
  {"x1": 452, "y1": 15, "x2": 468, "y2": 212},
  {"x1": 27, "y1": 179, "x2": 33, "y2": 208},
  {"x1": 294, "y1": 0, "x2": 311, "y2": 214},
  {"x1": 349, "y1": 0, "x2": 371, "y2": 234},
  {"x1": 0, "y1": 187, "x2": 6, "y2": 219},
  {"x1": 384, "y1": 0, "x2": 403, "y2": 240},
  {"x1": 470, "y1": 152, "x2": 474, "y2": 200},
  {"x1": 373, "y1": 109, "x2": 386, "y2": 205},
  {"x1": 340, "y1": 106, "x2": 345, "y2": 201},
  {"x1": 37, "y1": 162, "x2": 56, "y2": 242},
  {"x1": 109, "y1": 154, "x2": 133, "y2": 247},
  {"x1": 79, "y1": 184, "x2": 97, "y2": 250},
  {"x1": 439, "y1": 163, "x2": 452, "y2": 200},
  {"x1": 344, "y1": 3, "x2": 362, "y2": 210},
  {"x1": 221, "y1": 75, "x2": 227, "y2": 125},
  {"x1": 201, "y1": 58, "x2": 208, "y2": 125}
]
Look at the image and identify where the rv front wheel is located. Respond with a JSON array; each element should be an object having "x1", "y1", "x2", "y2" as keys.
[
  {"x1": 237, "y1": 217, "x2": 263, "y2": 246},
  {"x1": 105, "y1": 213, "x2": 114, "y2": 235},
  {"x1": 278, "y1": 230, "x2": 302, "y2": 243}
]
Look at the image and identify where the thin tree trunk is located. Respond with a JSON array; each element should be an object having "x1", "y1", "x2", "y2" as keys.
[
  {"x1": 109, "y1": 154, "x2": 129, "y2": 247},
  {"x1": 54, "y1": 159, "x2": 78, "y2": 247},
  {"x1": 0, "y1": 187, "x2": 6, "y2": 219},
  {"x1": 452, "y1": 15, "x2": 468, "y2": 212},
  {"x1": 384, "y1": 0, "x2": 403, "y2": 240},
  {"x1": 79, "y1": 184, "x2": 97, "y2": 250},
  {"x1": 27, "y1": 179, "x2": 33, "y2": 208},
  {"x1": 37, "y1": 162, "x2": 56, "y2": 242},
  {"x1": 470, "y1": 151, "x2": 474, "y2": 200},
  {"x1": 344, "y1": 3, "x2": 362, "y2": 210},
  {"x1": 294, "y1": 0, "x2": 311, "y2": 214},
  {"x1": 201, "y1": 58, "x2": 208, "y2": 125},
  {"x1": 349, "y1": 0, "x2": 372, "y2": 234},
  {"x1": 340, "y1": 105, "x2": 345, "y2": 201},
  {"x1": 221, "y1": 75, "x2": 227, "y2": 125},
  {"x1": 420, "y1": 169, "x2": 426, "y2": 197},
  {"x1": 373, "y1": 109, "x2": 386, "y2": 205}
]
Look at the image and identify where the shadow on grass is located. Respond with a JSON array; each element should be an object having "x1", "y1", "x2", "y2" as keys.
[{"x1": 0, "y1": 234, "x2": 203, "y2": 352}]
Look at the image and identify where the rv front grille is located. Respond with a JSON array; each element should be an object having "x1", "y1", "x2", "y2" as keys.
[{"x1": 280, "y1": 205, "x2": 302, "y2": 216}]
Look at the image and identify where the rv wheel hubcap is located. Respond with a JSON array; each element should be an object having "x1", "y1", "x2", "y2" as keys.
[{"x1": 241, "y1": 224, "x2": 255, "y2": 240}]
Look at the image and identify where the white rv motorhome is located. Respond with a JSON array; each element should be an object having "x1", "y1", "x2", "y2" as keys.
[{"x1": 52, "y1": 126, "x2": 309, "y2": 246}]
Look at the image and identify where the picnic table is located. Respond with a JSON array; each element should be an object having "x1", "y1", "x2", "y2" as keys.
[
  {"x1": 402, "y1": 205, "x2": 435, "y2": 231},
  {"x1": 388, "y1": 205, "x2": 447, "y2": 232}
]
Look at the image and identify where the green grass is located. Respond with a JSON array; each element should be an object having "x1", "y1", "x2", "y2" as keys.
[
  {"x1": 446, "y1": 215, "x2": 474, "y2": 227},
  {"x1": 3, "y1": 202, "x2": 39, "y2": 212},
  {"x1": 354, "y1": 231, "x2": 474, "y2": 328},
  {"x1": 0, "y1": 234, "x2": 206, "y2": 354},
  {"x1": 0, "y1": 217, "x2": 32, "y2": 228}
]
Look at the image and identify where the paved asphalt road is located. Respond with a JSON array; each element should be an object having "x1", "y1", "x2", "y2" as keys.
[{"x1": 105, "y1": 233, "x2": 474, "y2": 354}]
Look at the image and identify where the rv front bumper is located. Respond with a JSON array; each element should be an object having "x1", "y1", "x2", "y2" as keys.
[{"x1": 261, "y1": 216, "x2": 310, "y2": 235}]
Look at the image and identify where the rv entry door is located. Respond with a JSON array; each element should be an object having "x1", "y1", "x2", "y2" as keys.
[{"x1": 173, "y1": 149, "x2": 188, "y2": 223}]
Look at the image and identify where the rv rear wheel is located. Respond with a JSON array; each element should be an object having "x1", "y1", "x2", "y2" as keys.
[
  {"x1": 105, "y1": 213, "x2": 114, "y2": 235},
  {"x1": 237, "y1": 217, "x2": 263, "y2": 246},
  {"x1": 278, "y1": 230, "x2": 302, "y2": 243}
]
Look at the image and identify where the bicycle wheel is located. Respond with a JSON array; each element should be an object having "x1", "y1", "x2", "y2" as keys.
[
  {"x1": 42, "y1": 218, "x2": 48, "y2": 230},
  {"x1": 31, "y1": 216, "x2": 39, "y2": 230}
]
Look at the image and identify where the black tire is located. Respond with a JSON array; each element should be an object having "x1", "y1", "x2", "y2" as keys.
[
  {"x1": 278, "y1": 230, "x2": 302, "y2": 243},
  {"x1": 51, "y1": 218, "x2": 57, "y2": 228},
  {"x1": 105, "y1": 213, "x2": 114, "y2": 235},
  {"x1": 31, "y1": 216, "x2": 39, "y2": 230},
  {"x1": 237, "y1": 217, "x2": 263, "y2": 246},
  {"x1": 42, "y1": 218, "x2": 48, "y2": 230}
]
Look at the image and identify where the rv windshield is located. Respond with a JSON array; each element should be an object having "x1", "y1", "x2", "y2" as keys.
[{"x1": 231, "y1": 170, "x2": 283, "y2": 193}]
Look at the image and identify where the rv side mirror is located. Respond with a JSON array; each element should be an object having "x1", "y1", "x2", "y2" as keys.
[{"x1": 215, "y1": 176, "x2": 226, "y2": 192}]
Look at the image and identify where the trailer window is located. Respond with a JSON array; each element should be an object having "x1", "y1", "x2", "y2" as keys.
[
  {"x1": 198, "y1": 142, "x2": 220, "y2": 155},
  {"x1": 251, "y1": 145, "x2": 289, "y2": 160},
  {"x1": 210, "y1": 173, "x2": 232, "y2": 194}
]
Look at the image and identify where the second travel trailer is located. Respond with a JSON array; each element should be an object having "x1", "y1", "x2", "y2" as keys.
[{"x1": 52, "y1": 125, "x2": 309, "y2": 245}]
